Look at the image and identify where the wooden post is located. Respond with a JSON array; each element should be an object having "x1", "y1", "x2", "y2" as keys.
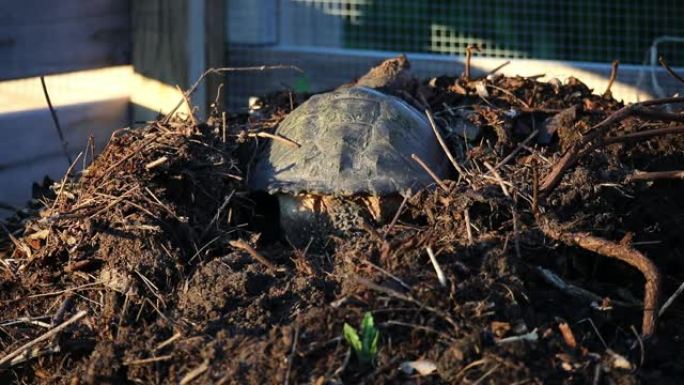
[
  {"x1": 131, "y1": 0, "x2": 224, "y2": 120},
  {"x1": 204, "y1": 0, "x2": 226, "y2": 111}
]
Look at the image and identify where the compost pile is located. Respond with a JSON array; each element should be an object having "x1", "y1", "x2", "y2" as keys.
[{"x1": 2, "y1": 57, "x2": 684, "y2": 385}]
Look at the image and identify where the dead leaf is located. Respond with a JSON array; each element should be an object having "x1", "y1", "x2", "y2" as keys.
[{"x1": 399, "y1": 359, "x2": 437, "y2": 376}]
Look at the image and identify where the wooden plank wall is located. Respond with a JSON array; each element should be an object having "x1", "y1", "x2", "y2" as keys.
[
  {"x1": 0, "y1": 0, "x2": 131, "y2": 80},
  {"x1": 0, "y1": 0, "x2": 132, "y2": 210},
  {"x1": 0, "y1": 97, "x2": 130, "y2": 209},
  {"x1": 0, "y1": 1, "x2": 227, "y2": 211}
]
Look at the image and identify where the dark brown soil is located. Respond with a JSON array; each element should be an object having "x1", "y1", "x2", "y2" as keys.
[{"x1": 2, "y1": 58, "x2": 684, "y2": 385}]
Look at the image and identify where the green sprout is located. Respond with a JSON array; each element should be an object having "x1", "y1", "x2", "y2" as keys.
[{"x1": 343, "y1": 312, "x2": 379, "y2": 365}]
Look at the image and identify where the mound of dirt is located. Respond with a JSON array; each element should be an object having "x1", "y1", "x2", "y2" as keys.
[{"x1": 2, "y1": 57, "x2": 684, "y2": 385}]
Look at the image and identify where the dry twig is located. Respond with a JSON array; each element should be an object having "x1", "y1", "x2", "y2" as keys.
[
  {"x1": 164, "y1": 65, "x2": 303, "y2": 123},
  {"x1": 658, "y1": 56, "x2": 684, "y2": 85},
  {"x1": 493, "y1": 129, "x2": 539, "y2": 171},
  {"x1": 426, "y1": 110, "x2": 466, "y2": 178},
  {"x1": 40, "y1": 76, "x2": 71, "y2": 165},
  {"x1": 248, "y1": 132, "x2": 301, "y2": 148},
  {"x1": 603, "y1": 60, "x2": 619, "y2": 96},
  {"x1": 229, "y1": 239, "x2": 281, "y2": 274},
  {"x1": 0, "y1": 310, "x2": 87, "y2": 368},
  {"x1": 179, "y1": 360, "x2": 209, "y2": 385},
  {"x1": 284, "y1": 323, "x2": 300, "y2": 385},
  {"x1": 625, "y1": 170, "x2": 684, "y2": 182},
  {"x1": 426, "y1": 247, "x2": 447, "y2": 287},
  {"x1": 659, "y1": 280, "x2": 684, "y2": 318},
  {"x1": 411, "y1": 153, "x2": 449, "y2": 191},
  {"x1": 354, "y1": 276, "x2": 459, "y2": 331},
  {"x1": 463, "y1": 44, "x2": 480, "y2": 82},
  {"x1": 482, "y1": 161, "x2": 511, "y2": 197},
  {"x1": 464, "y1": 208, "x2": 474, "y2": 245}
]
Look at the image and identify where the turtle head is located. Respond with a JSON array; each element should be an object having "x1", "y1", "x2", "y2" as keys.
[{"x1": 277, "y1": 193, "x2": 403, "y2": 249}]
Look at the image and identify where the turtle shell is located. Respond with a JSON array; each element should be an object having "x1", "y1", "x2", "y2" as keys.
[{"x1": 249, "y1": 87, "x2": 448, "y2": 195}]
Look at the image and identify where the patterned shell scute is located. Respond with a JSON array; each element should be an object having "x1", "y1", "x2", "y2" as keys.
[{"x1": 250, "y1": 87, "x2": 448, "y2": 195}]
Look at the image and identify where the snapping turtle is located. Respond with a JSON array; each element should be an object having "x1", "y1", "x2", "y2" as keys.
[{"x1": 249, "y1": 61, "x2": 449, "y2": 246}]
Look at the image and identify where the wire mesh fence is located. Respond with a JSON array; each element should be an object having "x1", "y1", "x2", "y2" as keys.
[
  {"x1": 225, "y1": 0, "x2": 684, "y2": 109},
  {"x1": 275, "y1": 0, "x2": 684, "y2": 64}
]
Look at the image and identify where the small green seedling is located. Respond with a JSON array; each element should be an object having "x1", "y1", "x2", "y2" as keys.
[{"x1": 343, "y1": 312, "x2": 379, "y2": 365}]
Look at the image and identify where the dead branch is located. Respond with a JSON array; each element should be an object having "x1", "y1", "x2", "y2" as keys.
[
  {"x1": 602, "y1": 125, "x2": 684, "y2": 146},
  {"x1": 536, "y1": 218, "x2": 660, "y2": 337},
  {"x1": 540, "y1": 97, "x2": 684, "y2": 193},
  {"x1": 629, "y1": 106, "x2": 684, "y2": 123}
]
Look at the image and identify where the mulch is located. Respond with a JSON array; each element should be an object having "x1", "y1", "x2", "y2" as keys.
[{"x1": 1, "y1": 57, "x2": 684, "y2": 385}]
